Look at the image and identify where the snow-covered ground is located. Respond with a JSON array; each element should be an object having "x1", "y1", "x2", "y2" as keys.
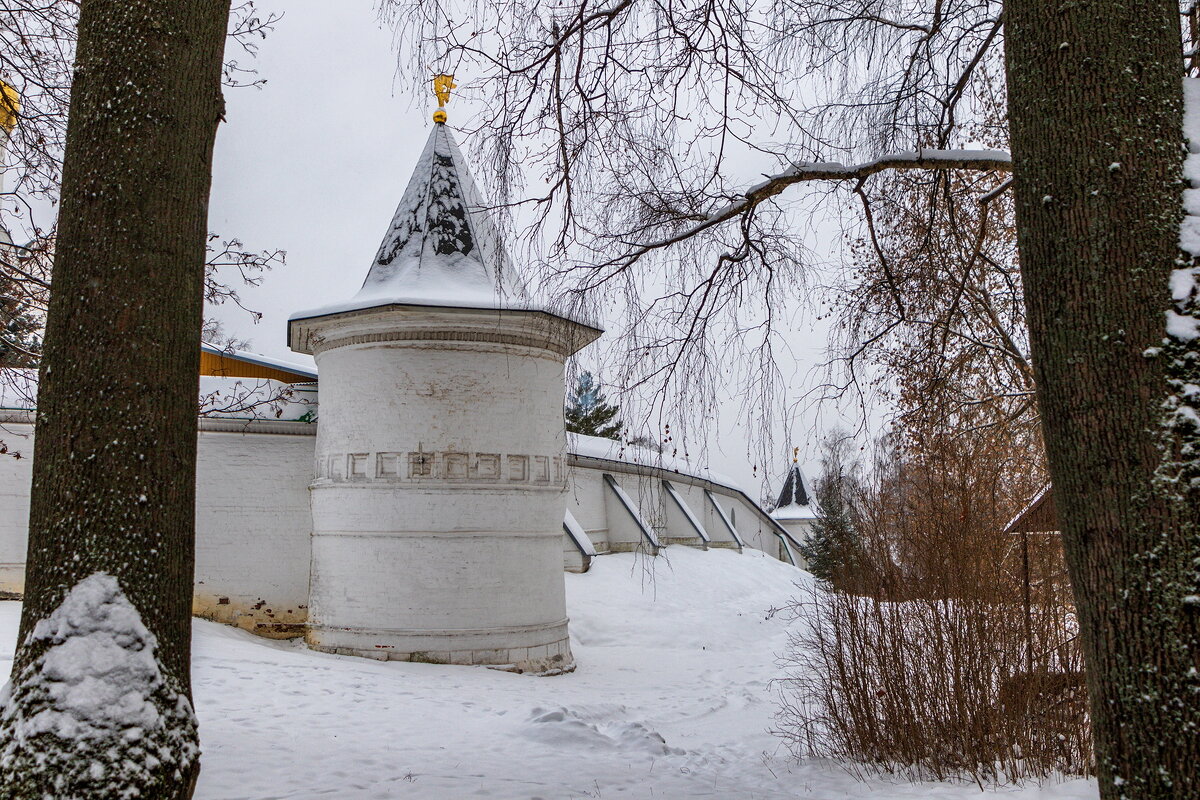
[{"x1": 0, "y1": 548, "x2": 1097, "y2": 799}]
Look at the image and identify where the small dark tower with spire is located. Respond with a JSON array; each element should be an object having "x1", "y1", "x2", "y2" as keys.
[{"x1": 771, "y1": 449, "x2": 819, "y2": 545}]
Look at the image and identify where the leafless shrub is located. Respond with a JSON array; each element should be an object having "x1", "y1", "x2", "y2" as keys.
[{"x1": 775, "y1": 429, "x2": 1090, "y2": 785}]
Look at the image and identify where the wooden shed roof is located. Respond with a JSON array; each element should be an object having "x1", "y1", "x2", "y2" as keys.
[{"x1": 1004, "y1": 484, "x2": 1058, "y2": 534}]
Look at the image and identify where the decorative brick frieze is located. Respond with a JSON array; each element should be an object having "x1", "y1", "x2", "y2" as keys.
[{"x1": 313, "y1": 449, "x2": 568, "y2": 486}]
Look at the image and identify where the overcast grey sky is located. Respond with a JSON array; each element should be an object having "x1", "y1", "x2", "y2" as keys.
[{"x1": 205, "y1": 0, "x2": 866, "y2": 501}]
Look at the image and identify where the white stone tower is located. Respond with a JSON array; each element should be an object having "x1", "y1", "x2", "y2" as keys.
[{"x1": 288, "y1": 103, "x2": 601, "y2": 672}]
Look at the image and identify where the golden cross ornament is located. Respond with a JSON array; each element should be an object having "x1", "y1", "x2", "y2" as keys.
[{"x1": 432, "y1": 74, "x2": 456, "y2": 123}]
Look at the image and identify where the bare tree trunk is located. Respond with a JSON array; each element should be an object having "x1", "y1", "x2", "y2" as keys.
[
  {"x1": 0, "y1": 1, "x2": 230, "y2": 797},
  {"x1": 1004, "y1": 2, "x2": 1200, "y2": 797}
]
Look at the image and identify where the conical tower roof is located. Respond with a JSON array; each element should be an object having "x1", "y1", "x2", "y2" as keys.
[
  {"x1": 354, "y1": 123, "x2": 530, "y2": 308},
  {"x1": 288, "y1": 121, "x2": 602, "y2": 355},
  {"x1": 775, "y1": 463, "x2": 811, "y2": 507},
  {"x1": 772, "y1": 463, "x2": 818, "y2": 521}
]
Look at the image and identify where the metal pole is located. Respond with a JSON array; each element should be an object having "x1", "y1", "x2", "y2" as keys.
[{"x1": 1022, "y1": 529, "x2": 1033, "y2": 674}]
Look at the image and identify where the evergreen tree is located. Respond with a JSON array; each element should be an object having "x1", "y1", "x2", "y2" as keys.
[
  {"x1": 798, "y1": 470, "x2": 859, "y2": 586},
  {"x1": 796, "y1": 437, "x2": 865, "y2": 590},
  {"x1": 0, "y1": 269, "x2": 42, "y2": 369},
  {"x1": 565, "y1": 371, "x2": 624, "y2": 440}
]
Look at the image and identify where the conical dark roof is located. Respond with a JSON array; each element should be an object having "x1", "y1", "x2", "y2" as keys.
[
  {"x1": 354, "y1": 122, "x2": 529, "y2": 308},
  {"x1": 775, "y1": 464, "x2": 811, "y2": 509}
]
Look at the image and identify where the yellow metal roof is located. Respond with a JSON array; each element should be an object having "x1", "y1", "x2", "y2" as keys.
[{"x1": 0, "y1": 80, "x2": 18, "y2": 134}]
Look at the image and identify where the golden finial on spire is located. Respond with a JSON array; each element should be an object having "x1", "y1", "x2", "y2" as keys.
[
  {"x1": 0, "y1": 79, "x2": 18, "y2": 135},
  {"x1": 432, "y1": 74, "x2": 456, "y2": 123},
  {"x1": 792, "y1": 446, "x2": 799, "y2": 464}
]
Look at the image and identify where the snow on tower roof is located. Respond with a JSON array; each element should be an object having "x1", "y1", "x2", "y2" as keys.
[
  {"x1": 771, "y1": 464, "x2": 819, "y2": 521},
  {"x1": 290, "y1": 123, "x2": 594, "y2": 323},
  {"x1": 356, "y1": 122, "x2": 528, "y2": 307}
]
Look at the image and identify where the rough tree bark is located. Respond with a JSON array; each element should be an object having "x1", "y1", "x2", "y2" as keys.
[
  {"x1": 0, "y1": 1, "x2": 231, "y2": 797},
  {"x1": 1004, "y1": 1, "x2": 1200, "y2": 797}
]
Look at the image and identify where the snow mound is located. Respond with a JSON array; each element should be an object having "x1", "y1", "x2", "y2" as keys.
[
  {"x1": 0, "y1": 573, "x2": 198, "y2": 797},
  {"x1": 525, "y1": 705, "x2": 687, "y2": 756}
]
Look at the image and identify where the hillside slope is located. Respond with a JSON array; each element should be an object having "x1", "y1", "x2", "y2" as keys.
[{"x1": 0, "y1": 548, "x2": 1096, "y2": 799}]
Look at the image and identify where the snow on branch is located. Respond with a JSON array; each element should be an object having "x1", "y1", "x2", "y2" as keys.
[
  {"x1": 610, "y1": 149, "x2": 1012, "y2": 269},
  {"x1": 745, "y1": 149, "x2": 1012, "y2": 199}
]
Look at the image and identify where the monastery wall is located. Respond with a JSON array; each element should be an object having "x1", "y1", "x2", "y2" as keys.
[
  {"x1": 0, "y1": 414, "x2": 316, "y2": 634},
  {"x1": 191, "y1": 421, "x2": 315, "y2": 637},
  {"x1": 564, "y1": 453, "x2": 796, "y2": 564},
  {"x1": 0, "y1": 414, "x2": 800, "y2": 637},
  {"x1": 0, "y1": 415, "x2": 33, "y2": 599}
]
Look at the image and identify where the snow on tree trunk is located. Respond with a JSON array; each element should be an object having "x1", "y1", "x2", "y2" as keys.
[
  {"x1": 1167, "y1": 78, "x2": 1200, "y2": 498},
  {"x1": 0, "y1": 574, "x2": 199, "y2": 798}
]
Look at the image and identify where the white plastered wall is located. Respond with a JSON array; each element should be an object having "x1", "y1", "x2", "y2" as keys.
[
  {"x1": 0, "y1": 415, "x2": 804, "y2": 642},
  {"x1": 0, "y1": 416, "x2": 34, "y2": 597},
  {"x1": 297, "y1": 308, "x2": 581, "y2": 672},
  {"x1": 566, "y1": 453, "x2": 794, "y2": 565},
  {"x1": 564, "y1": 467, "x2": 609, "y2": 551},
  {"x1": 192, "y1": 422, "x2": 315, "y2": 636},
  {"x1": 775, "y1": 518, "x2": 816, "y2": 549},
  {"x1": 0, "y1": 415, "x2": 316, "y2": 632}
]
